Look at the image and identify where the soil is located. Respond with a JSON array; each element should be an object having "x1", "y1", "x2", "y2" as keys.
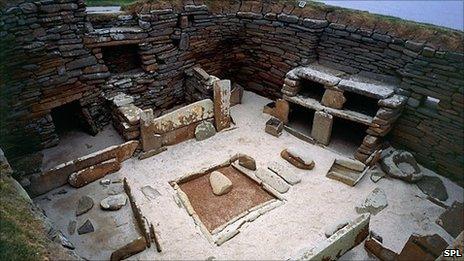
[{"x1": 179, "y1": 166, "x2": 274, "y2": 232}]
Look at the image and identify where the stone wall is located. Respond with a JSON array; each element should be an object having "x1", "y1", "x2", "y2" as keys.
[{"x1": 1, "y1": 0, "x2": 462, "y2": 185}]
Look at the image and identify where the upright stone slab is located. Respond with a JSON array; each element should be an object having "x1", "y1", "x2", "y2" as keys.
[
  {"x1": 311, "y1": 111, "x2": 333, "y2": 145},
  {"x1": 140, "y1": 109, "x2": 161, "y2": 152},
  {"x1": 213, "y1": 80, "x2": 231, "y2": 131},
  {"x1": 274, "y1": 99, "x2": 289, "y2": 124}
]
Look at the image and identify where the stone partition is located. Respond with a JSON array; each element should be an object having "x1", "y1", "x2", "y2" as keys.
[{"x1": 1, "y1": 0, "x2": 462, "y2": 185}]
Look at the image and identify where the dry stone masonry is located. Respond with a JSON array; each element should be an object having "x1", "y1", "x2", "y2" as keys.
[{"x1": 0, "y1": 0, "x2": 463, "y2": 186}]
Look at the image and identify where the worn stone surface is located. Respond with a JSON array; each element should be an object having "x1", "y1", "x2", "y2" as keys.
[
  {"x1": 311, "y1": 111, "x2": 333, "y2": 145},
  {"x1": 140, "y1": 109, "x2": 161, "y2": 152},
  {"x1": 321, "y1": 89, "x2": 346, "y2": 109},
  {"x1": 338, "y1": 79, "x2": 394, "y2": 99},
  {"x1": 69, "y1": 158, "x2": 121, "y2": 188},
  {"x1": 267, "y1": 161, "x2": 301, "y2": 185},
  {"x1": 335, "y1": 158, "x2": 366, "y2": 172},
  {"x1": 369, "y1": 168, "x2": 386, "y2": 183},
  {"x1": 380, "y1": 150, "x2": 423, "y2": 182},
  {"x1": 100, "y1": 194, "x2": 127, "y2": 210},
  {"x1": 364, "y1": 238, "x2": 398, "y2": 261},
  {"x1": 76, "y1": 195, "x2": 94, "y2": 216},
  {"x1": 265, "y1": 117, "x2": 283, "y2": 137},
  {"x1": 195, "y1": 121, "x2": 216, "y2": 141},
  {"x1": 68, "y1": 220, "x2": 77, "y2": 235},
  {"x1": 398, "y1": 234, "x2": 448, "y2": 260},
  {"x1": 416, "y1": 176, "x2": 448, "y2": 201},
  {"x1": 356, "y1": 187, "x2": 388, "y2": 215},
  {"x1": 237, "y1": 154, "x2": 256, "y2": 171},
  {"x1": 141, "y1": 185, "x2": 161, "y2": 200},
  {"x1": 274, "y1": 99, "x2": 290, "y2": 124},
  {"x1": 209, "y1": 171, "x2": 233, "y2": 196},
  {"x1": 324, "y1": 218, "x2": 349, "y2": 238},
  {"x1": 110, "y1": 237, "x2": 146, "y2": 261},
  {"x1": 77, "y1": 219, "x2": 95, "y2": 235},
  {"x1": 282, "y1": 147, "x2": 315, "y2": 170},
  {"x1": 255, "y1": 168, "x2": 290, "y2": 193},
  {"x1": 213, "y1": 80, "x2": 231, "y2": 132},
  {"x1": 436, "y1": 201, "x2": 464, "y2": 238}
]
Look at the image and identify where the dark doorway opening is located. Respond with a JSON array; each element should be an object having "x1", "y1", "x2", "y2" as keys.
[
  {"x1": 343, "y1": 92, "x2": 379, "y2": 117},
  {"x1": 102, "y1": 44, "x2": 142, "y2": 74},
  {"x1": 51, "y1": 101, "x2": 93, "y2": 136},
  {"x1": 299, "y1": 78, "x2": 326, "y2": 102},
  {"x1": 329, "y1": 116, "x2": 368, "y2": 156},
  {"x1": 287, "y1": 102, "x2": 316, "y2": 138}
]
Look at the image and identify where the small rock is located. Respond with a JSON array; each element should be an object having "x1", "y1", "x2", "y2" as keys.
[
  {"x1": 265, "y1": 117, "x2": 283, "y2": 137},
  {"x1": 416, "y1": 176, "x2": 448, "y2": 201},
  {"x1": 267, "y1": 161, "x2": 301, "y2": 185},
  {"x1": 100, "y1": 179, "x2": 111, "y2": 186},
  {"x1": 237, "y1": 154, "x2": 256, "y2": 171},
  {"x1": 51, "y1": 230, "x2": 75, "y2": 250},
  {"x1": 108, "y1": 185, "x2": 124, "y2": 195},
  {"x1": 77, "y1": 219, "x2": 94, "y2": 235},
  {"x1": 369, "y1": 168, "x2": 385, "y2": 183},
  {"x1": 209, "y1": 171, "x2": 232, "y2": 196},
  {"x1": 195, "y1": 121, "x2": 216, "y2": 141},
  {"x1": 356, "y1": 187, "x2": 388, "y2": 215},
  {"x1": 76, "y1": 195, "x2": 94, "y2": 216},
  {"x1": 255, "y1": 168, "x2": 290, "y2": 193},
  {"x1": 281, "y1": 148, "x2": 315, "y2": 170},
  {"x1": 324, "y1": 218, "x2": 349, "y2": 238},
  {"x1": 68, "y1": 220, "x2": 77, "y2": 235},
  {"x1": 100, "y1": 194, "x2": 127, "y2": 210}
]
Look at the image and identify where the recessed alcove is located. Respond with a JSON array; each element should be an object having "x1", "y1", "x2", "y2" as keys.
[
  {"x1": 287, "y1": 103, "x2": 316, "y2": 138},
  {"x1": 329, "y1": 116, "x2": 369, "y2": 156},
  {"x1": 50, "y1": 100, "x2": 87, "y2": 136},
  {"x1": 342, "y1": 91, "x2": 379, "y2": 117},
  {"x1": 102, "y1": 44, "x2": 142, "y2": 73},
  {"x1": 299, "y1": 78, "x2": 326, "y2": 102}
]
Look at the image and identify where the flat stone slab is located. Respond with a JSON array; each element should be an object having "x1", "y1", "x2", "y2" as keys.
[
  {"x1": 255, "y1": 168, "x2": 290, "y2": 194},
  {"x1": 378, "y1": 94, "x2": 407, "y2": 109},
  {"x1": 77, "y1": 219, "x2": 95, "y2": 235},
  {"x1": 267, "y1": 162, "x2": 301, "y2": 185},
  {"x1": 356, "y1": 188, "x2": 388, "y2": 215},
  {"x1": 293, "y1": 67, "x2": 341, "y2": 86},
  {"x1": 416, "y1": 176, "x2": 448, "y2": 201},
  {"x1": 153, "y1": 99, "x2": 214, "y2": 134},
  {"x1": 141, "y1": 185, "x2": 161, "y2": 200},
  {"x1": 195, "y1": 121, "x2": 216, "y2": 141},
  {"x1": 100, "y1": 194, "x2": 127, "y2": 210},
  {"x1": 338, "y1": 79, "x2": 394, "y2": 99},
  {"x1": 436, "y1": 201, "x2": 464, "y2": 238}
]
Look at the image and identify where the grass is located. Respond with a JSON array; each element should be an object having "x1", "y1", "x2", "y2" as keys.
[
  {"x1": 0, "y1": 176, "x2": 47, "y2": 261},
  {"x1": 86, "y1": 0, "x2": 138, "y2": 7}
]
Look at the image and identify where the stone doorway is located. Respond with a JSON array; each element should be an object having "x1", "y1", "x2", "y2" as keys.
[{"x1": 50, "y1": 100, "x2": 96, "y2": 137}]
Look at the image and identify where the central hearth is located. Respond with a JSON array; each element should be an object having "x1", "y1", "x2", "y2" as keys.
[{"x1": 281, "y1": 64, "x2": 407, "y2": 162}]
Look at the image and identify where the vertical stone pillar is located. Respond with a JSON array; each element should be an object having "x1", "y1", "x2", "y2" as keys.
[
  {"x1": 274, "y1": 99, "x2": 290, "y2": 124},
  {"x1": 213, "y1": 80, "x2": 231, "y2": 131},
  {"x1": 140, "y1": 109, "x2": 161, "y2": 152},
  {"x1": 311, "y1": 111, "x2": 333, "y2": 145}
]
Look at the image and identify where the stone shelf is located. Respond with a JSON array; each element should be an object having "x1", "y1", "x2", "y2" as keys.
[
  {"x1": 284, "y1": 94, "x2": 374, "y2": 126},
  {"x1": 338, "y1": 79, "x2": 395, "y2": 99}
]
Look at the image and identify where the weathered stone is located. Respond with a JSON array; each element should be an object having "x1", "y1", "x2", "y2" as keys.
[
  {"x1": 311, "y1": 111, "x2": 333, "y2": 145},
  {"x1": 68, "y1": 220, "x2": 77, "y2": 235},
  {"x1": 153, "y1": 99, "x2": 214, "y2": 134},
  {"x1": 209, "y1": 171, "x2": 232, "y2": 196},
  {"x1": 230, "y1": 83, "x2": 244, "y2": 106},
  {"x1": 77, "y1": 219, "x2": 94, "y2": 235},
  {"x1": 110, "y1": 237, "x2": 146, "y2": 261},
  {"x1": 100, "y1": 194, "x2": 127, "y2": 210},
  {"x1": 364, "y1": 238, "x2": 398, "y2": 261},
  {"x1": 321, "y1": 89, "x2": 346, "y2": 109},
  {"x1": 378, "y1": 94, "x2": 407, "y2": 109},
  {"x1": 51, "y1": 230, "x2": 75, "y2": 250},
  {"x1": 416, "y1": 176, "x2": 448, "y2": 201},
  {"x1": 294, "y1": 67, "x2": 341, "y2": 86},
  {"x1": 111, "y1": 93, "x2": 134, "y2": 107},
  {"x1": 69, "y1": 158, "x2": 121, "y2": 188},
  {"x1": 324, "y1": 218, "x2": 349, "y2": 238},
  {"x1": 237, "y1": 154, "x2": 256, "y2": 171},
  {"x1": 335, "y1": 158, "x2": 366, "y2": 172},
  {"x1": 267, "y1": 162, "x2": 301, "y2": 185},
  {"x1": 338, "y1": 79, "x2": 394, "y2": 99},
  {"x1": 194, "y1": 121, "x2": 216, "y2": 141},
  {"x1": 265, "y1": 117, "x2": 283, "y2": 137},
  {"x1": 213, "y1": 80, "x2": 231, "y2": 131},
  {"x1": 380, "y1": 150, "x2": 423, "y2": 182},
  {"x1": 398, "y1": 234, "x2": 448, "y2": 260},
  {"x1": 76, "y1": 195, "x2": 94, "y2": 216},
  {"x1": 281, "y1": 148, "x2": 315, "y2": 170},
  {"x1": 274, "y1": 99, "x2": 289, "y2": 124},
  {"x1": 118, "y1": 104, "x2": 142, "y2": 125},
  {"x1": 141, "y1": 185, "x2": 161, "y2": 200},
  {"x1": 255, "y1": 168, "x2": 290, "y2": 193},
  {"x1": 369, "y1": 168, "x2": 386, "y2": 183},
  {"x1": 140, "y1": 109, "x2": 162, "y2": 152},
  {"x1": 356, "y1": 188, "x2": 388, "y2": 215},
  {"x1": 436, "y1": 201, "x2": 464, "y2": 238}
]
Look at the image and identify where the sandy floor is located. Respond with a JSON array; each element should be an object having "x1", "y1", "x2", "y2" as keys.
[
  {"x1": 35, "y1": 91, "x2": 463, "y2": 260},
  {"x1": 41, "y1": 125, "x2": 123, "y2": 171}
]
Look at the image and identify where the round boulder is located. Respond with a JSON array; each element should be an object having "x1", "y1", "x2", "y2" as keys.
[
  {"x1": 195, "y1": 121, "x2": 216, "y2": 141},
  {"x1": 209, "y1": 171, "x2": 232, "y2": 196}
]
